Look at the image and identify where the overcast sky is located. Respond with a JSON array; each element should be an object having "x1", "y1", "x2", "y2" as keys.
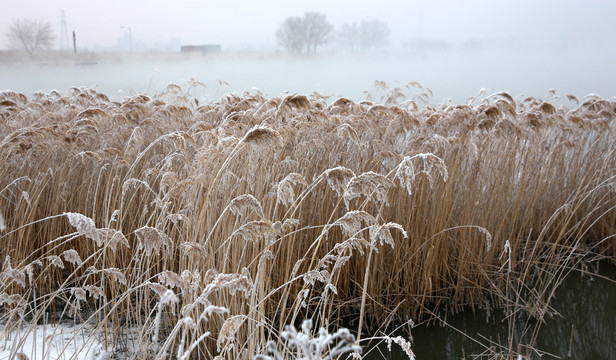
[{"x1": 2, "y1": 0, "x2": 615, "y2": 51}]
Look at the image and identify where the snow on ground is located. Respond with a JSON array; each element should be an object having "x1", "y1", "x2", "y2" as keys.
[{"x1": 0, "y1": 323, "x2": 106, "y2": 360}]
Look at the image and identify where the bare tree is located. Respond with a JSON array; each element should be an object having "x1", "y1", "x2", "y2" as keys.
[
  {"x1": 359, "y1": 20, "x2": 390, "y2": 51},
  {"x1": 303, "y1": 12, "x2": 333, "y2": 55},
  {"x1": 6, "y1": 18, "x2": 55, "y2": 58},
  {"x1": 276, "y1": 12, "x2": 333, "y2": 55},
  {"x1": 338, "y1": 20, "x2": 391, "y2": 52},
  {"x1": 276, "y1": 16, "x2": 306, "y2": 55},
  {"x1": 338, "y1": 23, "x2": 361, "y2": 52}
]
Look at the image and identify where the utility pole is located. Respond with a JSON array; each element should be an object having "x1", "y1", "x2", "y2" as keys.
[
  {"x1": 60, "y1": 10, "x2": 70, "y2": 50},
  {"x1": 121, "y1": 26, "x2": 132, "y2": 52},
  {"x1": 72, "y1": 31, "x2": 77, "y2": 53}
]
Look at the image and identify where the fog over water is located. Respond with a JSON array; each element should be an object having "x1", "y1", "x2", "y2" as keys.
[{"x1": 2, "y1": 0, "x2": 616, "y2": 103}]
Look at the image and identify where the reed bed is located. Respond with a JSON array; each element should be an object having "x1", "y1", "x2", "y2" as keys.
[{"x1": 0, "y1": 83, "x2": 614, "y2": 359}]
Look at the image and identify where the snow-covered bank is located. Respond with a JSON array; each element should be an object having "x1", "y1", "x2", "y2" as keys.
[{"x1": 0, "y1": 323, "x2": 104, "y2": 360}]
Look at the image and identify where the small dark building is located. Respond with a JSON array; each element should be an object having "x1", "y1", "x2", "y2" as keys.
[{"x1": 180, "y1": 45, "x2": 221, "y2": 54}]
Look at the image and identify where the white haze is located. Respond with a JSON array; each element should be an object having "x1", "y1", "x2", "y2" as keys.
[{"x1": 1, "y1": 0, "x2": 615, "y2": 103}]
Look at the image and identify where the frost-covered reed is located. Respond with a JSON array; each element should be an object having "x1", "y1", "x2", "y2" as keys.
[{"x1": 0, "y1": 84, "x2": 614, "y2": 359}]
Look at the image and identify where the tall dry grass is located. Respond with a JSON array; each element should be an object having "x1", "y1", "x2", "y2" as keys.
[{"x1": 0, "y1": 83, "x2": 614, "y2": 359}]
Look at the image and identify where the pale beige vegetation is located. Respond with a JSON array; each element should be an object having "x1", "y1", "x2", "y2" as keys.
[{"x1": 0, "y1": 83, "x2": 614, "y2": 359}]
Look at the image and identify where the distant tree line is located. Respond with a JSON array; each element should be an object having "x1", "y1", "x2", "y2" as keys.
[
  {"x1": 6, "y1": 13, "x2": 389, "y2": 57},
  {"x1": 337, "y1": 20, "x2": 391, "y2": 52},
  {"x1": 276, "y1": 12, "x2": 390, "y2": 55}
]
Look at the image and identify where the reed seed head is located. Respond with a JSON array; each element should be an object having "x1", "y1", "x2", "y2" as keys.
[
  {"x1": 65, "y1": 212, "x2": 99, "y2": 243},
  {"x1": 62, "y1": 249, "x2": 82, "y2": 267},
  {"x1": 240, "y1": 125, "x2": 282, "y2": 147},
  {"x1": 229, "y1": 194, "x2": 264, "y2": 219},
  {"x1": 343, "y1": 171, "x2": 393, "y2": 206},
  {"x1": 276, "y1": 172, "x2": 307, "y2": 208},
  {"x1": 322, "y1": 166, "x2": 355, "y2": 197},
  {"x1": 135, "y1": 226, "x2": 172, "y2": 257}
]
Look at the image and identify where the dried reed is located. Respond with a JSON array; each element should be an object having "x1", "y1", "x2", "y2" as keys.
[{"x1": 0, "y1": 84, "x2": 614, "y2": 359}]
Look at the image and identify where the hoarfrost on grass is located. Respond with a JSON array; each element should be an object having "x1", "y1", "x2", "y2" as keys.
[{"x1": 255, "y1": 319, "x2": 362, "y2": 360}]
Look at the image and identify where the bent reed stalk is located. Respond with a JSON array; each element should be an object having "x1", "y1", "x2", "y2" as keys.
[{"x1": 0, "y1": 84, "x2": 615, "y2": 359}]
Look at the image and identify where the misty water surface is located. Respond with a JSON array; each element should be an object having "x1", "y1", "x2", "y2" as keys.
[{"x1": 2, "y1": 46, "x2": 615, "y2": 104}]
